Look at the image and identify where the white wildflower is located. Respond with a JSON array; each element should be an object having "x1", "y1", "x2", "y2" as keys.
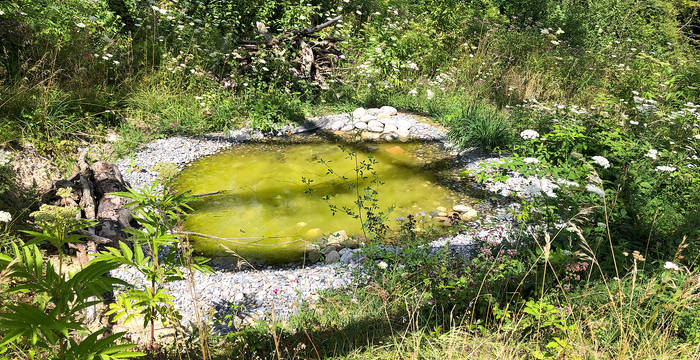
[
  {"x1": 377, "y1": 261, "x2": 388, "y2": 270},
  {"x1": 586, "y1": 184, "x2": 605, "y2": 197},
  {"x1": 0, "y1": 150, "x2": 10, "y2": 166},
  {"x1": 556, "y1": 178, "x2": 579, "y2": 187},
  {"x1": 645, "y1": 149, "x2": 658, "y2": 160},
  {"x1": 0, "y1": 211, "x2": 11, "y2": 223},
  {"x1": 655, "y1": 165, "x2": 676, "y2": 172},
  {"x1": 591, "y1": 156, "x2": 610, "y2": 169},
  {"x1": 523, "y1": 157, "x2": 540, "y2": 164},
  {"x1": 76, "y1": 22, "x2": 86, "y2": 28},
  {"x1": 664, "y1": 261, "x2": 680, "y2": 271},
  {"x1": 520, "y1": 129, "x2": 539, "y2": 140},
  {"x1": 426, "y1": 89, "x2": 434, "y2": 100},
  {"x1": 629, "y1": 120, "x2": 639, "y2": 125},
  {"x1": 408, "y1": 88, "x2": 417, "y2": 96},
  {"x1": 555, "y1": 27, "x2": 565, "y2": 35}
]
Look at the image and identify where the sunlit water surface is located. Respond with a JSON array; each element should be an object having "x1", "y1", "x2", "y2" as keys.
[{"x1": 173, "y1": 140, "x2": 467, "y2": 263}]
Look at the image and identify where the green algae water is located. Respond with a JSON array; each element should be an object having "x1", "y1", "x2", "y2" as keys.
[{"x1": 173, "y1": 140, "x2": 465, "y2": 263}]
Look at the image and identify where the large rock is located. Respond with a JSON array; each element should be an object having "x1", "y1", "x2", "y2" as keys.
[
  {"x1": 379, "y1": 106, "x2": 398, "y2": 117},
  {"x1": 396, "y1": 119, "x2": 412, "y2": 131},
  {"x1": 354, "y1": 121, "x2": 368, "y2": 130},
  {"x1": 460, "y1": 209, "x2": 479, "y2": 221},
  {"x1": 397, "y1": 129, "x2": 411, "y2": 138},
  {"x1": 361, "y1": 132, "x2": 381, "y2": 140},
  {"x1": 383, "y1": 123, "x2": 398, "y2": 133},
  {"x1": 359, "y1": 114, "x2": 377, "y2": 123},
  {"x1": 327, "y1": 230, "x2": 349, "y2": 246},
  {"x1": 322, "y1": 245, "x2": 338, "y2": 255},
  {"x1": 325, "y1": 250, "x2": 340, "y2": 263},
  {"x1": 453, "y1": 204, "x2": 473, "y2": 213},
  {"x1": 305, "y1": 246, "x2": 321, "y2": 263},
  {"x1": 352, "y1": 107, "x2": 366, "y2": 120},
  {"x1": 367, "y1": 120, "x2": 384, "y2": 132},
  {"x1": 330, "y1": 120, "x2": 346, "y2": 131},
  {"x1": 366, "y1": 108, "x2": 380, "y2": 116}
]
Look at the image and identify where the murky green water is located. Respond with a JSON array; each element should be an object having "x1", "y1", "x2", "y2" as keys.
[{"x1": 173, "y1": 139, "x2": 465, "y2": 263}]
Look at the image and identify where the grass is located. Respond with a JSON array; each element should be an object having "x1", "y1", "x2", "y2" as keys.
[{"x1": 159, "y1": 223, "x2": 698, "y2": 360}]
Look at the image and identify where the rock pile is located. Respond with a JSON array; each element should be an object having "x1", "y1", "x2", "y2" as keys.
[
  {"x1": 306, "y1": 230, "x2": 365, "y2": 265},
  {"x1": 350, "y1": 106, "x2": 413, "y2": 139},
  {"x1": 430, "y1": 204, "x2": 479, "y2": 227}
]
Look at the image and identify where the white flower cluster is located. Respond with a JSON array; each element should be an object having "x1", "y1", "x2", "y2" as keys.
[
  {"x1": 0, "y1": 211, "x2": 11, "y2": 223},
  {"x1": 591, "y1": 156, "x2": 610, "y2": 169},
  {"x1": 520, "y1": 129, "x2": 539, "y2": 140},
  {"x1": 523, "y1": 157, "x2": 540, "y2": 164},
  {"x1": 0, "y1": 150, "x2": 10, "y2": 166},
  {"x1": 645, "y1": 149, "x2": 658, "y2": 160},
  {"x1": 655, "y1": 165, "x2": 676, "y2": 172},
  {"x1": 586, "y1": 184, "x2": 605, "y2": 197},
  {"x1": 664, "y1": 261, "x2": 680, "y2": 271}
]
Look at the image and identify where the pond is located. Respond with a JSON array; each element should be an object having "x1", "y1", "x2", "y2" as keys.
[{"x1": 173, "y1": 138, "x2": 469, "y2": 263}]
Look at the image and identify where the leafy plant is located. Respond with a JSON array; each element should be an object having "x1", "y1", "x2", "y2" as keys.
[
  {"x1": 447, "y1": 104, "x2": 512, "y2": 150},
  {"x1": 0, "y1": 195, "x2": 142, "y2": 359},
  {"x1": 96, "y1": 175, "x2": 210, "y2": 347}
]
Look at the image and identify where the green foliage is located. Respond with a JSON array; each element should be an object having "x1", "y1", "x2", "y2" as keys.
[
  {"x1": 0, "y1": 203, "x2": 142, "y2": 359},
  {"x1": 96, "y1": 176, "x2": 210, "y2": 345},
  {"x1": 248, "y1": 90, "x2": 305, "y2": 132},
  {"x1": 447, "y1": 104, "x2": 512, "y2": 150}
]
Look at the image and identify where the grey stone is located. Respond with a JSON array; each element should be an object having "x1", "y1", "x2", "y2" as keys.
[
  {"x1": 325, "y1": 250, "x2": 340, "y2": 263},
  {"x1": 453, "y1": 204, "x2": 472, "y2": 213},
  {"x1": 340, "y1": 251, "x2": 354, "y2": 264},
  {"x1": 330, "y1": 120, "x2": 345, "y2": 131}
]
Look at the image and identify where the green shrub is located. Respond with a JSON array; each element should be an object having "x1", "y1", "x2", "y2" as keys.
[
  {"x1": 447, "y1": 104, "x2": 512, "y2": 150},
  {"x1": 248, "y1": 90, "x2": 305, "y2": 132}
]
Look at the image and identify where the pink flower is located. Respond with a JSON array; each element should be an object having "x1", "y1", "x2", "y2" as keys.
[
  {"x1": 272, "y1": 288, "x2": 279, "y2": 294},
  {"x1": 170, "y1": 122, "x2": 176, "y2": 127}
]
